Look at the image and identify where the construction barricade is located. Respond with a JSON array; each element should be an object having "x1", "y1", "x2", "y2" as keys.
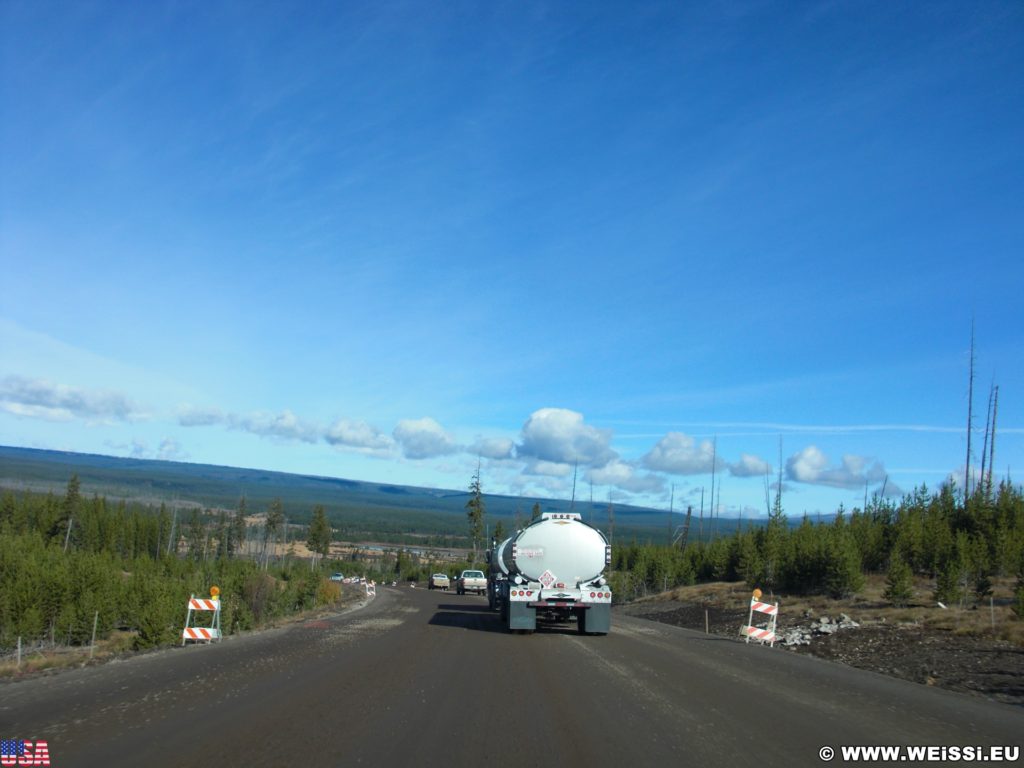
[
  {"x1": 365, "y1": 580, "x2": 376, "y2": 598},
  {"x1": 741, "y1": 595, "x2": 778, "y2": 647},
  {"x1": 182, "y1": 592, "x2": 222, "y2": 645}
]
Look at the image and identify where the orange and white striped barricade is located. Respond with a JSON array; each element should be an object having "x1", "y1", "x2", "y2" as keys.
[
  {"x1": 365, "y1": 580, "x2": 376, "y2": 598},
  {"x1": 742, "y1": 598, "x2": 778, "y2": 647},
  {"x1": 182, "y1": 594, "x2": 222, "y2": 645}
]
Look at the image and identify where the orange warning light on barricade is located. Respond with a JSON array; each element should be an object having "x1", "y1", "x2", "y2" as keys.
[
  {"x1": 752, "y1": 588, "x2": 762, "y2": 600},
  {"x1": 210, "y1": 585, "x2": 221, "y2": 600}
]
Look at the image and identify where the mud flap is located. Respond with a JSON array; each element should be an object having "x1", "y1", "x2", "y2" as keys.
[
  {"x1": 508, "y1": 600, "x2": 537, "y2": 631},
  {"x1": 580, "y1": 604, "x2": 610, "y2": 635}
]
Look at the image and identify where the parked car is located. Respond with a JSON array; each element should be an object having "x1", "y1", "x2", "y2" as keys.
[
  {"x1": 428, "y1": 573, "x2": 450, "y2": 591},
  {"x1": 329, "y1": 573, "x2": 345, "y2": 582}
]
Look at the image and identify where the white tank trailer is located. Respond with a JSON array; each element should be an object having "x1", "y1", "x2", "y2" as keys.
[{"x1": 486, "y1": 512, "x2": 612, "y2": 634}]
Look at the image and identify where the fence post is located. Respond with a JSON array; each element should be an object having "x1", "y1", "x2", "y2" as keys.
[{"x1": 90, "y1": 611, "x2": 99, "y2": 658}]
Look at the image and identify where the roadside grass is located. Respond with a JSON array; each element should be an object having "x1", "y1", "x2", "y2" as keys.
[
  {"x1": 0, "y1": 584, "x2": 370, "y2": 680},
  {"x1": 0, "y1": 630, "x2": 137, "y2": 678},
  {"x1": 634, "y1": 574, "x2": 1024, "y2": 644}
]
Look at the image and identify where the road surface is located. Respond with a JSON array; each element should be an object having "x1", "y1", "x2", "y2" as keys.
[{"x1": 4, "y1": 585, "x2": 1021, "y2": 767}]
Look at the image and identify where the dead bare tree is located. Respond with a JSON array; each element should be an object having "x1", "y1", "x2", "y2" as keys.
[
  {"x1": 983, "y1": 387, "x2": 999, "y2": 495},
  {"x1": 965, "y1": 321, "x2": 976, "y2": 501},
  {"x1": 980, "y1": 382, "x2": 994, "y2": 501}
]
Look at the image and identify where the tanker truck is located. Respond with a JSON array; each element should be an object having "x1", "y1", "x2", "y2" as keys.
[{"x1": 486, "y1": 512, "x2": 612, "y2": 635}]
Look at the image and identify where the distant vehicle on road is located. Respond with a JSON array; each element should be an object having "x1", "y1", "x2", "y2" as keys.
[
  {"x1": 329, "y1": 573, "x2": 344, "y2": 582},
  {"x1": 428, "y1": 573, "x2": 450, "y2": 591},
  {"x1": 455, "y1": 570, "x2": 486, "y2": 595}
]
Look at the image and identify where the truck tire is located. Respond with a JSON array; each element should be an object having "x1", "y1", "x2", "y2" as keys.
[{"x1": 577, "y1": 610, "x2": 588, "y2": 635}]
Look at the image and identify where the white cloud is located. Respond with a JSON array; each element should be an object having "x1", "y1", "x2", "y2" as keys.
[
  {"x1": 508, "y1": 474, "x2": 572, "y2": 496},
  {"x1": 105, "y1": 437, "x2": 186, "y2": 461},
  {"x1": 588, "y1": 459, "x2": 665, "y2": 494},
  {"x1": 588, "y1": 460, "x2": 633, "y2": 486},
  {"x1": 729, "y1": 453, "x2": 772, "y2": 478},
  {"x1": 517, "y1": 408, "x2": 616, "y2": 467},
  {"x1": 946, "y1": 465, "x2": 985, "y2": 494},
  {"x1": 393, "y1": 417, "x2": 458, "y2": 459},
  {"x1": 879, "y1": 480, "x2": 904, "y2": 498},
  {"x1": 470, "y1": 437, "x2": 515, "y2": 460},
  {"x1": 178, "y1": 405, "x2": 319, "y2": 443},
  {"x1": 178, "y1": 406, "x2": 225, "y2": 427},
  {"x1": 325, "y1": 418, "x2": 392, "y2": 451},
  {"x1": 232, "y1": 409, "x2": 320, "y2": 443},
  {"x1": 0, "y1": 375, "x2": 144, "y2": 423},
  {"x1": 589, "y1": 460, "x2": 667, "y2": 495},
  {"x1": 642, "y1": 432, "x2": 719, "y2": 475},
  {"x1": 157, "y1": 437, "x2": 186, "y2": 461},
  {"x1": 786, "y1": 446, "x2": 887, "y2": 490},
  {"x1": 523, "y1": 459, "x2": 572, "y2": 477}
]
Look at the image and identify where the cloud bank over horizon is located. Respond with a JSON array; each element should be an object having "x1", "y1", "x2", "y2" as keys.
[{"x1": 0, "y1": 375, "x2": 917, "y2": 508}]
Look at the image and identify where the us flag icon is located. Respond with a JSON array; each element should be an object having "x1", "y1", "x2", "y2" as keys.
[{"x1": 1, "y1": 739, "x2": 50, "y2": 766}]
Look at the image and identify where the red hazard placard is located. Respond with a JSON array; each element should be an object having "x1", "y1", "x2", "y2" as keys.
[{"x1": 539, "y1": 570, "x2": 556, "y2": 588}]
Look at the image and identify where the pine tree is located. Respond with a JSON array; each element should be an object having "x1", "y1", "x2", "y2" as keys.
[
  {"x1": 0, "y1": 491, "x2": 15, "y2": 530},
  {"x1": 215, "y1": 510, "x2": 229, "y2": 559},
  {"x1": 187, "y1": 508, "x2": 204, "y2": 559},
  {"x1": 231, "y1": 496, "x2": 248, "y2": 558},
  {"x1": 53, "y1": 473, "x2": 81, "y2": 545},
  {"x1": 263, "y1": 498, "x2": 285, "y2": 566},
  {"x1": 1013, "y1": 553, "x2": 1024, "y2": 620},
  {"x1": 466, "y1": 469, "x2": 485, "y2": 563},
  {"x1": 493, "y1": 519, "x2": 507, "y2": 545},
  {"x1": 883, "y1": 553, "x2": 914, "y2": 607},
  {"x1": 531, "y1": 502, "x2": 542, "y2": 521},
  {"x1": 157, "y1": 503, "x2": 172, "y2": 558},
  {"x1": 307, "y1": 505, "x2": 332, "y2": 560},
  {"x1": 737, "y1": 531, "x2": 763, "y2": 589},
  {"x1": 934, "y1": 553, "x2": 965, "y2": 605},
  {"x1": 825, "y1": 528, "x2": 864, "y2": 599},
  {"x1": 761, "y1": 509, "x2": 786, "y2": 591}
]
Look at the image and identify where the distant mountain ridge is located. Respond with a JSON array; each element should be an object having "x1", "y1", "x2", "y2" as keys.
[{"x1": 0, "y1": 445, "x2": 703, "y2": 541}]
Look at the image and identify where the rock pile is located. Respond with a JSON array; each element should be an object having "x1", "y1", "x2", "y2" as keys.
[{"x1": 781, "y1": 613, "x2": 860, "y2": 646}]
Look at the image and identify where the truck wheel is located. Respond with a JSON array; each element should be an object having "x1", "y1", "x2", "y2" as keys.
[{"x1": 576, "y1": 611, "x2": 588, "y2": 635}]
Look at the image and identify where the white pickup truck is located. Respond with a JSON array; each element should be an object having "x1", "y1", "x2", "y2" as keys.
[{"x1": 455, "y1": 569, "x2": 487, "y2": 595}]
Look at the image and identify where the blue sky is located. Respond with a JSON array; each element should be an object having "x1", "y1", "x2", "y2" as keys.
[{"x1": 2, "y1": 1, "x2": 1022, "y2": 518}]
